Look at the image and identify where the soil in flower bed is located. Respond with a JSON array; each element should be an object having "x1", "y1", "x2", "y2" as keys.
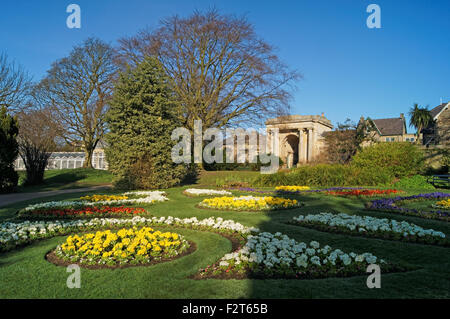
[
  {"x1": 46, "y1": 240, "x2": 197, "y2": 270},
  {"x1": 287, "y1": 221, "x2": 449, "y2": 247}
]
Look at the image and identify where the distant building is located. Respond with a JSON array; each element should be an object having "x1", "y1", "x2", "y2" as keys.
[
  {"x1": 265, "y1": 114, "x2": 333, "y2": 168},
  {"x1": 359, "y1": 113, "x2": 416, "y2": 145},
  {"x1": 14, "y1": 141, "x2": 108, "y2": 171},
  {"x1": 422, "y1": 102, "x2": 449, "y2": 146}
]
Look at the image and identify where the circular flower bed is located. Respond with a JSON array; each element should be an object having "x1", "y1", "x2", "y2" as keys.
[
  {"x1": 367, "y1": 192, "x2": 450, "y2": 221},
  {"x1": 291, "y1": 213, "x2": 447, "y2": 246},
  {"x1": 183, "y1": 188, "x2": 232, "y2": 197},
  {"x1": 53, "y1": 226, "x2": 190, "y2": 267},
  {"x1": 275, "y1": 186, "x2": 311, "y2": 193},
  {"x1": 197, "y1": 232, "x2": 403, "y2": 279},
  {"x1": 22, "y1": 191, "x2": 168, "y2": 212},
  {"x1": 198, "y1": 196, "x2": 302, "y2": 211},
  {"x1": 327, "y1": 189, "x2": 400, "y2": 197},
  {"x1": 18, "y1": 206, "x2": 148, "y2": 219}
]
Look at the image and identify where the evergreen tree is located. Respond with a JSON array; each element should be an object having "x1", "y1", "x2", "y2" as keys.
[
  {"x1": 0, "y1": 106, "x2": 19, "y2": 192},
  {"x1": 105, "y1": 57, "x2": 190, "y2": 189}
]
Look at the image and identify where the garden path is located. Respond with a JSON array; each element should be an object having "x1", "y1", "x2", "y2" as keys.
[{"x1": 0, "y1": 185, "x2": 112, "y2": 207}]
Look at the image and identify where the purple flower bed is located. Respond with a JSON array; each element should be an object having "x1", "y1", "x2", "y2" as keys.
[{"x1": 368, "y1": 192, "x2": 450, "y2": 221}]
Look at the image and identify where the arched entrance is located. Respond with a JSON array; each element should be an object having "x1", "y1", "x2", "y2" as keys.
[{"x1": 283, "y1": 134, "x2": 299, "y2": 168}]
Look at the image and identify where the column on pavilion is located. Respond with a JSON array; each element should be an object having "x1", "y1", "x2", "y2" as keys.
[
  {"x1": 267, "y1": 129, "x2": 273, "y2": 154},
  {"x1": 298, "y1": 128, "x2": 306, "y2": 164},
  {"x1": 307, "y1": 128, "x2": 315, "y2": 162}
]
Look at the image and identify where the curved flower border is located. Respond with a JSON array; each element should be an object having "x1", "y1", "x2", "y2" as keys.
[
  {"x1": 17, "y1": 206, "x2": 150, "y2": 220},
  {"x1": 21, "y1": 191, "x2": 169, "y2": 212},
  {"x1": 290, "y1": 212, "x2": 447, "y2": 246},
  {"x1": 367, "y1": 192, "x2": 450, "y2": 221},
  {"x1": 196, "y1": 232, "x2": 404, "y2": 280}
]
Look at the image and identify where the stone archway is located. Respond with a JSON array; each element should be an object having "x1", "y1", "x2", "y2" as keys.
[{"x1": 283, "y1": 134, "x2": 299, "y2": 168}]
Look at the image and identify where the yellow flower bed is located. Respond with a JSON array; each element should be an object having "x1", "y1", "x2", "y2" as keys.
[
  {"x1": 199, "y1": 196, "x2": 301, "y2": 211},
  {"x1": 55, "y1": 227, "x2": 189, "y2": 266},
  {"x1": 275, "y1": 186, "x2": 310, "y2": 192},
  {"x1": 435, "y1": 199, "x2": 450, "y2": 209},
  {"x1": 80, "y1": 194, "x2": 129, "y2": 202}
]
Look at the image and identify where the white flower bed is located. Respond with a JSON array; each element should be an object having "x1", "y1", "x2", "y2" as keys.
[
  {"x1": 184, "y1": 188, "x2": 232, "y2": 196},
  {"x1": 200, "y1": 232, "x2": 388, "y2": 278},
  {"x1": 292, "y1": 213, "x2": 446, "y2": 244},
  {"x1": 0, "y1": 216, "x2": 258, "y2": 251},
  {"x1": 22, "y1": 191, "x2": 168, "y2": 211}
]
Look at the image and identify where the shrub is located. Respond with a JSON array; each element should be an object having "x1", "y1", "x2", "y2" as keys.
[
  {"x1": 0, "y1": 107, "x2": 19, "y2": 193},
  {"x1": 352, "y1": 142, "x2": 424, "y2": 178},
  {"x1": 253, "y1": 164, "x2": 393, "y2": 187},
  {"x1": 390, "y1": 175, "x2": 435, "y2": 190},
  {"x1": 105, "y1": 57, "x2": 191, "y2": 189}
]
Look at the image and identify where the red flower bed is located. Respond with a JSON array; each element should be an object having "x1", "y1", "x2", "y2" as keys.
[
  {"x1": 21, "y1": 206, "x2": 147, "y2": 218},
  {"x1": 327, "y1": 189, "x2": 400, "y2": 197}
]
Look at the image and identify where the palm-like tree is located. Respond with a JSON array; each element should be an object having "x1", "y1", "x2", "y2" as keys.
[{"x1": 408, "y1": 103, "x2": 433, "y2": 144}]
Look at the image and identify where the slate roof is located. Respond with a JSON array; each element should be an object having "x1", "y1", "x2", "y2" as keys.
[
  {"x1": 430, "y1": 103, "x2": 448, "y2": 119},
  {"x1": 372, "y1": 117, "x2": 405, "y2": 136}
]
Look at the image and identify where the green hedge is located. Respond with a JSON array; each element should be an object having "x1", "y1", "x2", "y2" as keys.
[{"x1": 253, "y1": 164, "x2": 393, "y2": 187}]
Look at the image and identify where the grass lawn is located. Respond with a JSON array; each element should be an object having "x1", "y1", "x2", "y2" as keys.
[
  {"x1": 0, "y1": 185, "x2": 449, "y2": 298},
  {"x1": 16, "y1": 168, "x2": 113, "y2": 193},
  {"x1": 198, "y1": 170, "x2": 260, "y2": 187}
]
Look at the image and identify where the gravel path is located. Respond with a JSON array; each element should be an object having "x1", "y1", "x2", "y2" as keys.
[{"x1": 0, "y1": 185, "x2": 112, "y2": 207}]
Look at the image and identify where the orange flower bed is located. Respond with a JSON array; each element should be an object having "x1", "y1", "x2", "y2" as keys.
[{"x1": 327, "y1": 189, "x2": 400, "y2": 197}]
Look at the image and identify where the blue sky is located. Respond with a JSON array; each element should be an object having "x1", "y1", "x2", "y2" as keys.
[{"x1": 1, "y1": 0, "x2": 449, "y2": 131}]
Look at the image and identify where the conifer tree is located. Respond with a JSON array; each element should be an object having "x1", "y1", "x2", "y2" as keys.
[
  {"x1": 105, "y1": 57, "x2": 190, "y2": 189},
  {"x1": 0, "y1": 106, "x2": 19, "y2": 192}
]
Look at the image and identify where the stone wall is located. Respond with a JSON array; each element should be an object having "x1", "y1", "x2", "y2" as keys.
[{"x1": 436, "y1": 108, "x2": 450, "y2": 146}]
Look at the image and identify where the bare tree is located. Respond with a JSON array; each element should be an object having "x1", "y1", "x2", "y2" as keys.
[
  {"x1": 324, "y1": 118, "x2": 377, "y2": 164},
  {"x1": 17, "y1": 108, "x2": 59, "y2": 185},
  {"x1": 0, "y1": 53, "x2": 31, "y2": 112},
  {"x1": 36, "y1": 38, "x2": 117, "y2": 168},
  {"x1": 117, "y1": 9, "x2": 299, "y2": 130}
]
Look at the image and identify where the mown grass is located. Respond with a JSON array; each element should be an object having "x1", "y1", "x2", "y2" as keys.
[
  {"x1": 0, "y1": 186, "x2": 449, "y2": 298},
  {"x1": 17, "y1": 168, "x2": 113, "y2": 193}
]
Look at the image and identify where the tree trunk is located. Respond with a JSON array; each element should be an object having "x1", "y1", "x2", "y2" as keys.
[
  {"x1": 83, "y1": 148, "x2": 94, "y2": 168},
  {"x1": 415, "y1": 125, "x2": 422, "y2": 145}
]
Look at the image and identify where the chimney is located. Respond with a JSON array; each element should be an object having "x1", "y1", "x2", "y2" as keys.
[{"x1": 400, "y1": 113, "x2": 405, "y2": 134}]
